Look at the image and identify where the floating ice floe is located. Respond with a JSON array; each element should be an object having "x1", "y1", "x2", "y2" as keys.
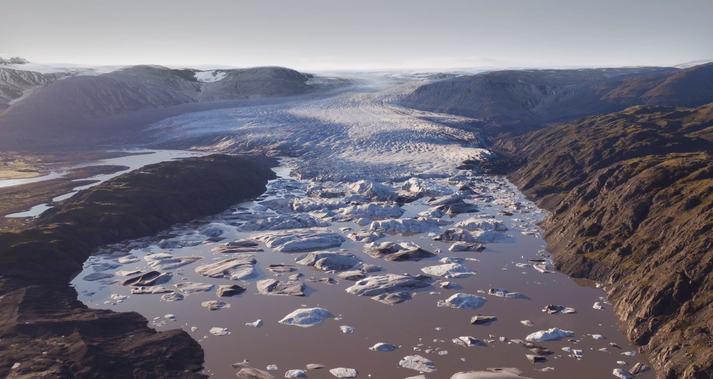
[
  {"x1": 338, "y1": 203, "x2": 404, "y2": 218},
  {"x1": 418, "y1": 207, "x2": 444, "y2": 218},
  {"x1": 433, "y1": 228, "x2": 510, "y2": 243},
  {"x1": 470, "y1": 315, "x2": 497, "y2": 324},
  {"x1": 421, "y1": 263, "x2": 475, "y2": 278},
  {"x1": 118, "y1": 255, "x2": 141, "y2": 264},
  {"x1": 242, "y1": 214, "x2": 330, "y2": 231},
  {"x1": 144, "y1": 253, "x2": 203, "y2": 271},
  {"x1": 450, "y1": 371, "x2": 533, "y2": 379},
  {"x1": 267, "y1": 365, "x2": 278, "y2": 371},
  {"x1": 369, "y1": 342, "x2": 398, "y2": 351},
  {"x1": 488, "y1": 288, "x2": 523, "y2": 299},
  {"x1": 346, "y1": 230, "x2": 385, "y2": 243},
  {"x1": 235, "y1": 368, "x2": 273, "y2": 379},
  {"x1": 526, "y1": 328, "x2": 574, "y2": 342},
  {"x1": 371, "y1": 291, "x2": 413, "y2": 305},
  {"x1": 453, "y1": 217, "x2": 508, "y2": 231},
  {"x1": 448, "y1": 242, "x2": 485, "y2": 252},
  {"x1": 345, "y1": 274, "x2": 433, "y2": 296},
  {"x1": 254, "y1": 229, "x2": 346, "y2": 252},
  {"x1": 119, "y1": 271, "x2": 172, "y2": 286},
  {"x1": 174, "y1": 282, "x2": 214, "y2": 294},
  {"x1": 201, "y1": 300, "x2": 230, "y2": 310},
  {"x1": 295, "y1": 251, "x2": 361, "y2": 271},
  {"x1": 159, "y1": 292, "x2": 182, "y2": 302},
  {"x1": 291, "y1": 197, "x2": 344, "y2": 212},
  {"x1": 340, "y1": 325, "x2": 355, "y2": 334},
  {"x1": 521, "y1": 320, "x2": 534, "y2": 327},
  {"x1": 131, "y1": 286, "x2": 172, "y2": 294},
  {"x1": 266, "y1": 264, "x2": 297, "y2": 274},
  {"x1": 399, "y1": 355, "x2": 436, "y2": 373},
  {"x1": 593, "y1": 302, "x2": 604, "y2": 310},
  {"x1": 246, "y1": 319, "x2": 263, "y2": 328},
  {"x1": 612, "y1": 368, "x2": 635, "y2": 379},
  {"x1": 349, "y1": 180, "x2": 398, "y2": 201},
  {"x1": 285, "y1": 369, "x2": 307, "y2": 378},
  {"x1": 336, "y1": 270, "x2": 365, "y2": 280},
  {"x1": 369, "y1": 217, "x2": 450, "y2": 233},
  {"x1": 364, "y1": 241, "x2": 435, "y2": 262},
  {"x1": 194, "y1": 256, "x2": 257, "y2": 280},
  {"x1": 278, "y1": 307, "x2": 331, "y2": 327},
  {"x1": 329, "y1": 367, "x2": 358, "y2": 378},
  {"x1": 541, "y1": 304, "x2": 575, "y2": 314},
  {"x1": 402, "y1": 177, "x2": 454, "y2": 195},
  {"x1": 621, "y1": 351, "x2": 635, "y2": 357},
  {"x1": 212, "y1": 239, "x2": 263, "y2": 253},
  {"x1": 438, "y1": 293, "x2": 486, "y2": 309},
  {"x1": 452, "y1": 336, "x2": 483, "y2": 347},
  {"x1": 209, "y1": 327, "x2": 230, "y2": 336},
  {"x1": 592, "y1": 334, "x2": 605, "y2": 340},
  {"x1": 217, "y1": 284, "x2": 246, "y2": 297},
  {"x1": 257, "y1": 279, "x2": 305, "y2": 296}
]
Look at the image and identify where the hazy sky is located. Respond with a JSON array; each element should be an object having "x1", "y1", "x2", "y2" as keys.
[{"x1": 2, "y1": 0, "x2": 712, "y2": 70}]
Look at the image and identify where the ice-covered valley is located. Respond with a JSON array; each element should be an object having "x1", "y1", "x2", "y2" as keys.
[
  {"x1": 70, "y1": 74, "x2": 654, "y2": 379},
  {"x1": 145, "y1": 74, "x2": 492, "y2": 182}
]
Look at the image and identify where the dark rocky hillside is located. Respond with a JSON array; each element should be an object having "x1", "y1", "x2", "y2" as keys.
[
  {"x1": 0, "y1": 154, "x2": 276, "y2": 378},
  {"x1": 0, "y1": 65, "x2": 314, "y2": 151},
  {"x1": 0, "y1": 68, "x2": 72, "y2": 110},
  {"x1": 494, "y1": 104, "x2": 713, "y2": 378},
  {"x1": 403, "y1": 63, "x2": 713, "y2": 137}
]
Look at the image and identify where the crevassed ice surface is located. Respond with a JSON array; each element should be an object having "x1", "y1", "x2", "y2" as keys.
[{"x1": 73, "y1": 74, "x2": 655, "y2": 379}]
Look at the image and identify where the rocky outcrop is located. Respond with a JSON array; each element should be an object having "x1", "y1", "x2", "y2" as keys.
[
  {"x1": 497, "y1": 103, "x2": 713, "y2": 378},
  {"x1": 0, "y1": 67, "x2": 70, "y2": 110},
  {"x1": 403, "y1": 63, "x2": 713, "y2": 137},
  {"x1": 0, "y1": 154, "x2": 277, "y2": 378}
]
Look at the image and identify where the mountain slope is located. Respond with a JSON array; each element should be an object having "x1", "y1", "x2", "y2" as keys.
[
  {"x1": 0, "y1": 68, "x2": 71, "y2": 110},
  {"x1": 402, "y1": 64, "x2": 713, "y2": 136},
  {"x1": 0, "y1": 65, "x2": 314, "y2": 151},
  {"x1": 494, "y1": 103, "x2": 713, "y2": 378}
]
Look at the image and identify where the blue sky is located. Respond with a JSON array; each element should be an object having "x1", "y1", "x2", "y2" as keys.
[{"x1": 2, "y1": 0, "x2": 711, "y2": 69}]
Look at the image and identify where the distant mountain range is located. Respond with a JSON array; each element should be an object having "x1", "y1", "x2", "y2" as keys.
[
  {"x1": 0, "y1": 65, "x2": 315, "y2": 151},
  {"x1": 403, "y1": 63, "x2": 713, "y2": 137}
]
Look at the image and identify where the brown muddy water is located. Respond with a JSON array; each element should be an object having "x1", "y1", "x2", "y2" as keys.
[{"x1": 71, "y1": 165, "x2": 655, "y2": 379}]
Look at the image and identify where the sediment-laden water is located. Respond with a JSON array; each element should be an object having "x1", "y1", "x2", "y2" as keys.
[{"x1": 72, "y1": 161, "x2": 654, "y2": 379}]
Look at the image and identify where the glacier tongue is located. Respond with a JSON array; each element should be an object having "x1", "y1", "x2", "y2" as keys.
[{"x1": 146, "y1": 75, "x2": 490, "y2": 182}]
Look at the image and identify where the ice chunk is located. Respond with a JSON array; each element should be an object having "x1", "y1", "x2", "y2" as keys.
[
  {"x1": 254, "y1": 230, "x2": 345, "y2": 252},
  {"x1": 399, "y1": 355, "x2": 436, "y2": 373},
  {"x1": 526, "y1": 328, "x2": 574, "y2": 342},
  {"x1": 488, "y1": 288, "x2": 523, "y2": 299},
  {"x1": 329, "y1": 367, "x2": 358, "y2": 378},
  {"x1": 470, "y1": 315, "x2": 497, "y2": 324},
  {"x1": 453, "y1": 217, "x2": 508, "y2": 231},
  {"x1": 278, "y1": 307, "x2": 331, "y2": 327},
  {"x1": 144, "y1": 253, "x2": 203, "y2": 270},
  {"x1": 174, "y1": 282, "x2": 214, "y2": 294},
  {"x1": 119, "y1": 271, "x2": 172, "y2": 286},
  {"x1": 346, "y1": 230, "x2": 385, "y2": 243},
  {"x1": 349, "y1": 180, "x2": 398, "y2": 201},
  {"x1": 402, "y1": 177, "x2": 454, "y2": 195},
  {"x1": 216, "y1": 284, "x2": 246, "y2": 297},
  {"x1": 421, "y1": 263, "x2": 475, "y2": 278},
  {"x1": 345, "y1": 274, "x2": 433, "y2": 296},
  {"x1": 194, "y1": 256, "x2": 257, "y2": 280},
  {"x1": 295, "y1": 251, "x2": 361, "y2": 271},
  {"x1": 448, "y1": 242, "x2": 485, "y2": 252},
  {"x1": 369, "y1": 342, "x2": 398, "y2": 351},
  {"x1": 364, "y1": 241, "x2": 435, "y2": 261},
  {"x1": 450, "y1": 371, "x2": 533, "y2": 379},
  {"x1": 340, "y1": 325, "x2": 355, "y2": 334},
  {"x1": 209, "y1": 327, "x2": 230, "y2": 336},
  {"x1": 339, "y1": 203, "x2": 404, "y2": 218},
  {"x1": 371, "y1": 292, "x2": 413, "y2": 305},
  {"x1": 434, "y1": 228, "x2": 510, "y2": 243},
  {"x1": 285, "y1": 369, "x2": 307, "y2": 378},
  {"x1": 160, "y1": 292, "x2": 184, "y2": 302},
  {"x1": 201, "y1": 300, "x2": 230, "y2": 310},
  {"x1": 369, "y1": 217, "x2": 450, "y2": 233},
  {"x1": 612, "y1": 368, "x2": 634, "y2": 379},
  {"x1": 438, "y1": 293, "x2": 486, "y2": 309},
  {"x1": 242, "y1": 214, "x2": 330, "y2": 231},
  {"x1": 452, "y1": 336, "x2": 483, "y2": 347},
  {"x1": 246, "y1": 319, "x2": 263, "y2": 328},
  {"x1": 257, "y1": 279, "x2": 305, "y2": 296}
]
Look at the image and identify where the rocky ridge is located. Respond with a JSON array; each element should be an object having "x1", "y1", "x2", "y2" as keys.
[
  {"x1": 494, "y1": 103, "x2": 713, "y2": 378},
  {"x1": 403, "y1": 63, "x2": 713, "y2": 137},
  {"x1": 0, "y1": 154, "x2": 276, "y2": 378}
]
